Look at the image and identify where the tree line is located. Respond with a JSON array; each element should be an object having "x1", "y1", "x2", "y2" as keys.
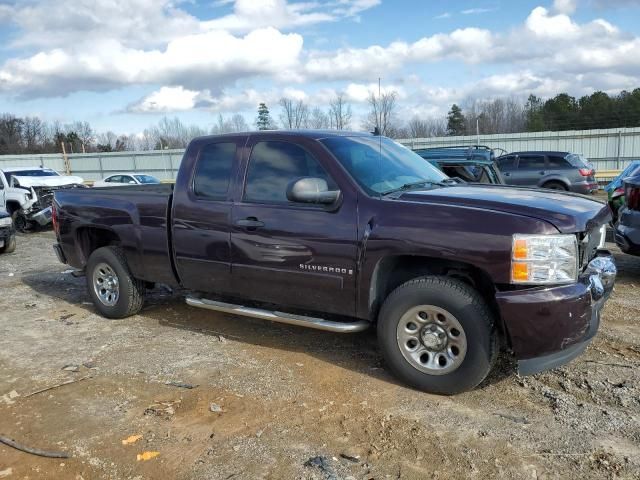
[{"x1": 2, "y1": 88, "x2": 640, "y2": 155}]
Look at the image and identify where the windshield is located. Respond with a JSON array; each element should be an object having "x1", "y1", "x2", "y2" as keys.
[
  {"x1": 9, "y1": 169, "x2": 59, "y2": 177},
  {"x1": 134, "y1": 175, "x2": 160, "y2": 184},
  {"x1": 320, "y1": 136, "x2": 448, "y2": 195}
]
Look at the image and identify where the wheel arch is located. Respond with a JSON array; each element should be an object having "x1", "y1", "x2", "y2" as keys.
[
  {"x1": 75, "y1": 226, "x2": 122, "y2": 266},
  {"x1": 367, "y1": 254, "x2": 503, "y2": 331},
  {"x1": 539, "y1": 176, "x2": 570, "y2": 189}
]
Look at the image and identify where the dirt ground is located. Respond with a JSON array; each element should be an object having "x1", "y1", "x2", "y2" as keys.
[{"x1": 0, "y1": 231, "x2": 639, "y2": 480}]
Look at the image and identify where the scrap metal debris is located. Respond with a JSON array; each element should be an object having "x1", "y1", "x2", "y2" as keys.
[
  {"x1": 121, "y1": 434, "x2": 143, "y2": 445},
  {"x1": 24, "y1": 375, "x2": 91, "y2": 398},
  {"x1": 144, "y1": 400, "x2": 181, "y2": 417},
  {"x1": 304, "y1": 456, "x2": 339, "y2": 480},
  {"x1": 136, "y1": 451, "x2": 160, "y2": 461},
  {"x1": 0, "y1": 434, "x2": 69, "y2": 458},
  {"x1": 165, "y1": 381, "x2": 198, "y2": 389}
]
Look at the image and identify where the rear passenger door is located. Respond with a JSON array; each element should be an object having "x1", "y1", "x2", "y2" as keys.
[
  {"x1": 230, "y1": 136, "x2": 358, "y2": 316},
  {"x1": 512, "y1": 154, "x2": 546, "y2": 186},
  {"x1": 172, "y1": 138, "x2": 244, "y2": 294}
]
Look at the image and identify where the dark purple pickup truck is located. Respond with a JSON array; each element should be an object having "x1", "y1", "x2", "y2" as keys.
[{"x1": 52, "y1": 131, "x2": 617, "y2": 394}]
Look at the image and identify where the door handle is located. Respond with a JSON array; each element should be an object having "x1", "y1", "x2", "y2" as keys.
[
  {"x1": 539, "y1": 171, "x2": 546, "y2": 175},
  {"x1": 235, "y1": 217, "x2": 265, "y2": 229},
  {"x1": 503, "y1": 172, "x2": 511, "y2": 176}
]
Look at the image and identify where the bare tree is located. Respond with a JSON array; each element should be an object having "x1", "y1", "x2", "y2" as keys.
[
  {"x1": 364, "y1": 90, "x2": 399, "y2": 136},
  {"x1": 22, "y1": 117, "x2": 43, "y2": 152},
  {"x1": 328, "y1": 93, "x2": 352, "y2": 130},
  {"x1": 229, "y1": 114, "x2": 248, "y2": 132},
  {"x1": 71, "y1": 121, "x2": 94, "y2": 151},
  {"x1": 309, "y1": 107, "x2": 330, "y2": 129},
  {"x1": 279, "y1": 98, "x2": 310, "y2": 129},
  {"x1": 406, "y1": 116, "x2": 447, "y2": 138}
]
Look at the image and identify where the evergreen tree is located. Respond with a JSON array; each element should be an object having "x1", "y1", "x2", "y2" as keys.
[
  {"x1": 525, "y1": 94, "x2": 545, "y2": 131},
  {"x1": 256, "y1": 103, "x2": 273, "y2": 130},
  {"x1": 446, "y1": 104, "x2": 466, "y2": 136}
]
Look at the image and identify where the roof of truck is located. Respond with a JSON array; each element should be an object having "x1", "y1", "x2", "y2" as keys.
[{"x1": 192, "y1": 129, "x2": 375, "y2": 142}]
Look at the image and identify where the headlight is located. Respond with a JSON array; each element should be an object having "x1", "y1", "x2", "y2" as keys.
[
  {"x1": 511, "y1": 234, "x2": 578, "y2": 285},
  {"x1": 0, "y1": 217, "x2": 12, "y2": 227}
]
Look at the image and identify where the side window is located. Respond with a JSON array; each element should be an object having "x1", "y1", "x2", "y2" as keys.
[
  {"x1": 124, "y1": 175, "x2": 135, "y2": 183},
  {"x1": 193, "y1": 142, "x2": 236, "y2": 199},
  {"x1": 244, "y1": 141, "x2": 336, "y2": 204},
  {"x1": 547, "y1": 155, "x2": 569, "y2": 169},
  {"x1": 518, "y1": 155, "x2": 545, "y2": 169},
  {"x1": 108, "y1": 176, "x2": 121, "y2": 183},
  {"x1": 497, "y1": 156, "x2": 515, "y2": 169}
]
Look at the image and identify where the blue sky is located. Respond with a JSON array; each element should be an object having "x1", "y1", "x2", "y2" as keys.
[{"x1": 1, "y1": 0, "x2": 640, "y2": 135}]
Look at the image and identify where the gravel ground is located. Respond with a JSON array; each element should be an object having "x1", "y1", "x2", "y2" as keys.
[{"x1": 0, "y1": 231, "x2": 639, "y2": 480}]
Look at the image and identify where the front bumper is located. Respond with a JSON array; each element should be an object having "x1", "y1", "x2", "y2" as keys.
[
  {"x1": 496, "y1": 251, "x2": 616, "y2": 375},
  {"x1": 615, "y1": 207, "x2": 640, "y2": 255},
  {"x1": 29, "y1": 206, "x2": 53, "y2": 226}
]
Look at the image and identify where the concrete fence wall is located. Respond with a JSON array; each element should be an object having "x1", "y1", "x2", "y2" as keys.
[{"x1": 2, "y1": 127, "x2": 640, "y2": 181}]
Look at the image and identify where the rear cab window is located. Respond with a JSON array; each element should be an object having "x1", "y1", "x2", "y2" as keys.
[
  {"x1": 244, "y1": 140, "x2": 337, "y2": 204},
  {"x1": 193, "y1": 142, "x2": 237, "y2": 200}
]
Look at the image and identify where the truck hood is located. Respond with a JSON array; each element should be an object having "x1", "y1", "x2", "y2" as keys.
[
  {"x1": 400, "y1": 184, "x2": 611, "y2": 233},
  {"x1": 12, "y1": 175, "x2": 84, "y2": 188}
]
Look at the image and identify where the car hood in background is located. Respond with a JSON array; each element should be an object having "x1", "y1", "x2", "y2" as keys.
[
  {"x1": 400, "y1": 184, "x2": 611, "y2": 233},
  {"x1": 12, "y1": 175, "x2": 85, "y2": 188}
]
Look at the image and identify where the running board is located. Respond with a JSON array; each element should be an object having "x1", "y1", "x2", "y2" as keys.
[{"x1": 185, "y1": 296, "x2": 369, "y2": 333}]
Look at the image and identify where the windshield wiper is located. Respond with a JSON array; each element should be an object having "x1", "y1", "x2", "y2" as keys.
[{"x1": 381, "y1": 179, "x2": 456, "y2": 196}]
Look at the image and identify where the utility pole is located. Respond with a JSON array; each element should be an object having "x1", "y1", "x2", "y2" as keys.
[
  {"x1": 476, "y1": 117, "x2": 480, "y2": 146},
  {"x1": 61, "y1": 141, "x2": 70, "y2": 175}
]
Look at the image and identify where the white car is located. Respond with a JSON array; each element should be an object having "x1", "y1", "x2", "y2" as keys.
[
  {"x1": 93, "y1": 174, "x2": 161, "y2": 187},
  {"x1": 0, "y1": 166, "x2": 85, "y2": 231}
]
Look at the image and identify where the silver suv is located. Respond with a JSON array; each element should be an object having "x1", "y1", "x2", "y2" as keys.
[{"x1": 497, "y1": 151, "x2": 598, "y2": 194}]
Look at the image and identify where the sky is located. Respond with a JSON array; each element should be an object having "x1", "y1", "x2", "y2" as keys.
[{"x1": 1, "y1": 0, "x2": 640, "y2": 135}]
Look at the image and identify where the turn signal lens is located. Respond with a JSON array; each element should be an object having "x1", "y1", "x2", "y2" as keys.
[{"x1": 511, "y1": 234, "x2": 578, "y2": 285}]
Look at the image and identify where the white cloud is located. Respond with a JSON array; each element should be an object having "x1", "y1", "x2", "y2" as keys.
[
  {"x1": 128, "y1": 86, "x2": 202, "y2": 112},
  {"x1": 553, "y1": 0, "x2": 577, "y2": 14},
  {"x1": 203, "y1": 0, "x2": 380, "y2": 32},
  {"x1": 1, "y1": 28, "x2": 303, "y2": 97},
  {"x1": 461, "y1": 8, "x2": 493, "y2": 14}
]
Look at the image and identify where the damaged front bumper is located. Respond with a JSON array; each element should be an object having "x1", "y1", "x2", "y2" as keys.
[{"x1": 496, "y1": 250, "x2": 616, "y2": 376}]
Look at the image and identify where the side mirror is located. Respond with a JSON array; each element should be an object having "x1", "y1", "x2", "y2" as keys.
[{"x1": 286, "y1": 177, "x2": 340, "y2": 205}]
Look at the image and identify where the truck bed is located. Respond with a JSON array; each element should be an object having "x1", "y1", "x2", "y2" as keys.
[{"x1": 54, "y1": 183, "x2": 177, "y2": 286}]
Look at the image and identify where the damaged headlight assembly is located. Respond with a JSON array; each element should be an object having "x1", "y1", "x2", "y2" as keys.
[
  {"x1": 511, "y1": 234, "x2": 578, "y2": 285},
  {"x1": 0, "y1": 217, "x2": 12, "y2": 227}
]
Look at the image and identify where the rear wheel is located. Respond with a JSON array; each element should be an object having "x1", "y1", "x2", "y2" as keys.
[
  {"x1": 0, "y1": 235, "x2": 16, "y2": 254},
  {"x1": 377, "y1": 276, "x2": 497, "y2": 395},
  {"x1": 86, "y1": 246, "x2": 144, "y2": 318},
  {"x1": 542, "y1": 181, "x2": 568, "y2": 191}
]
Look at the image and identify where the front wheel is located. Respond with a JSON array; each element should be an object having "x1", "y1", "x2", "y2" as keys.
[
  {"x1": 0, "y1": 235, "x2": 16, "y2": 254},
  {"x1": 86, "y1": 246, "x2": 145, "y2": 318},
  {"x1": 377, "y1": 276, "x2": 497, "y2": 395}
]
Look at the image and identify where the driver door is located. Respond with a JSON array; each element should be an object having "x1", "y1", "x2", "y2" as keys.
[{"x1": 230, "y1": 136, "x2": 359, "y2": 316}]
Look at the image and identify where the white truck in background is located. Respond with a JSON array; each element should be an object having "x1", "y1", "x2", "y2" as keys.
[{"x1": 0, "y1": 166, "x2": 84, "y2": 231}]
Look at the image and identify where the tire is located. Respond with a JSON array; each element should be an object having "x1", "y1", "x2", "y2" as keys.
[
  {"x1": 542, "y1": 181, "x2": 568, "y2": 191},
  {"x1": 11, "y1": 211, "x2": 29, "y2": 232},
  {"x1": 86, "y1": 246, "x2": 144, "y2": 319},
  {"x1": 377, "y1": 276, "x2": 497, "y2": 395},
  {"x1": 0, "y1": 235, "x2": 16, "y2": 254}
]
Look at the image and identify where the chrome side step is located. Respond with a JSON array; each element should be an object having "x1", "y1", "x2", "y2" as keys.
[{"x1": 185, "y1": 296, "x2": 370, "y2": 333}]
